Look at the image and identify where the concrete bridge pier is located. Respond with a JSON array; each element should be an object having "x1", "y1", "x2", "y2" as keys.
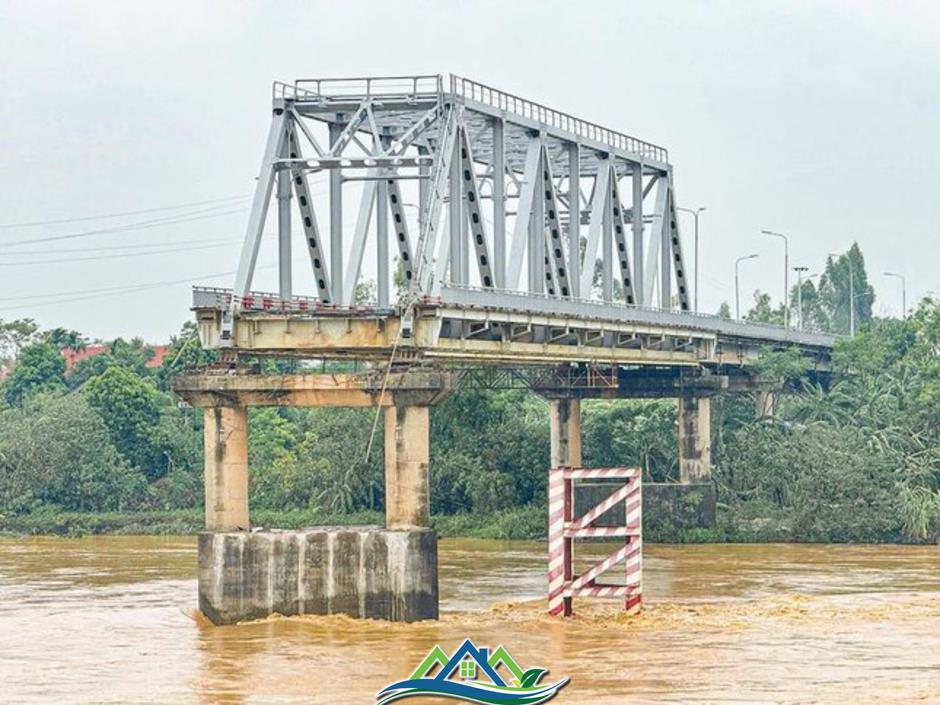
[
  {"x1": 173, "y1": 371, "x2": 453, "y2": 625},
  {"x1": 549, "y1": 398, "x2": 582, "y2": 467},
  {"x1": 203, "y1": 405, "x2": 249, "y2": 531},
  {"x1": 385, "y1": 404, "x2": 431, "y2": 529},
  {"x1": 678, "y1": 395, "x2": 712, "y2": 483}
]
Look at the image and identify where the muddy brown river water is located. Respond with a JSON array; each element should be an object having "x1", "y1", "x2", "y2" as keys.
[{"x1": 0, "y1": 536, "x2": 937, "y2": 704}]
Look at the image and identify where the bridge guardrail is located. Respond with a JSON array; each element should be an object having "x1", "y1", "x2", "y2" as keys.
[{"x1": 451, "y1": 74, "x2": 668, "y2": 163}]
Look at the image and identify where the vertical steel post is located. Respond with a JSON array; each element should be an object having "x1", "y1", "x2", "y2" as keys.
[
  {"x1": 418, "y1": 145, "x2": 429, "y2": 234},
  {"x1": 547, "y1": 468, "x2": 566, "y2": 617},
  {"x1": 492, "y1": 118, "x2": 506, "y2": 288},
  {"x1": 529, "y1": 150, "x2": 545, "y2": 293},
  {"x1": 660, "y1": 189, "x2": 672, "y2": 309},
  {"x1": 568, "y1": 142, "x2": 581, "y2": 297},
  {"x1": 377, "y1": 178, "x2": 389, "y2": 306},
  {"x1": 632, "y1": 167, "x2": 644, "y2": 305},
  {"x1": 602, "y1": 176, "x2": 613, "y2": 303},
  {"x1": 449, "y1": 129, "x2": 463, "y2": 285},
  {"x1": 460, "y1": 206, "x2": 470, "y2": 284},
  {"x1": 276, "y1": 138, "x2": 292, "y2": 300},
  {"x1": 562, "y1": 474, "x2": 573, "y2": 617},
  {"x1": 328, "y1": 121, "x2": 344, "y2": 304}
]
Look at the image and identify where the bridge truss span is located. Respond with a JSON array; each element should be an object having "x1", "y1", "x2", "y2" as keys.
[
  {"x1": 202, "y1": 73, "x2": 834, "y2": 372},
  {"x1": 232, "y1": 73, "x2": 686, "y2": 316}
]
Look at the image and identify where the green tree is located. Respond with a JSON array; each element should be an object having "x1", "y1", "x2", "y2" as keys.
[
  {"x1": 0, "y1": 318, "x2": 39, "y2": 363},
  {"x1": 2, "y1": 342, "x2": 66, "y2": 404},
  {"x1": 789, "y1": 278, "x2": 827, "y2": 332},
  {"x1": 582, "y1": 399, "x2": 678, "y2": 482},
  {"x1": 84, "y1": 366, "x2": 164, "y2": 479},
  {"x1": 155, "y1": 321, "x2": 217, "y2": 390},
  {"x1": 43, "y1": 327, "x2": 86, "y2": 351},
  {"x1": 818, "y1": 243, "x2": 874, "y2": 335},
  {"x1": 0, "y1": 393, "x2": 145, "y2": 513},
  {"x1": 745, "y1": 291, "x2": 786, "y2": 325}
]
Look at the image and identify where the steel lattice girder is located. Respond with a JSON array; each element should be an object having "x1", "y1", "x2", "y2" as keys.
[{"x1": 229, "y1": 74, "x2": 693, "y2": 332}]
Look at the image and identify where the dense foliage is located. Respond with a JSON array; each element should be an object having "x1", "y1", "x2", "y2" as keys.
[{"x1": 0, "y1": 246, "x2": 938, "y2": 542}]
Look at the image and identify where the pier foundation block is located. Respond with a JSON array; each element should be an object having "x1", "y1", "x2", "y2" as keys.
[{"x1": 198, "y1": 527, "x2": 438, "y2": 625}]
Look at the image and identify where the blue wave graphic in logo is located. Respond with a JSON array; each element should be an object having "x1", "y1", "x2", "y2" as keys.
[{"x1": 376, "y1": 676, "x2": 570, "y2": 705}]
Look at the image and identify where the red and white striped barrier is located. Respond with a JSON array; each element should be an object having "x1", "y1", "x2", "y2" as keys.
[{"x1": 547, "y1": 465, "x2": 642, "y2": 617}]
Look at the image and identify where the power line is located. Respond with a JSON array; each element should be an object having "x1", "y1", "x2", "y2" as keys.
[
  {"x1": 0, "y1": 194, "x2": 249, "y2": 229},
  {"x1": 0, "y1": 252, "x2": 327, "y2": 307},
  {"x1": 0, "y1": 178, "x2": 332, "y2": 248},
  {"x1": 0, "y1": 174, "x2": 330, "y2": 231},
  {"x1": 0, "y1": 268, "x2": 287, "y2": 312},
  {"x1": 0, "y1": 235, "x2": 238, "y2": 255},
  {"x1": 0, "y1": 206, "x2": 248, "y2": 248},
  {"x1": 0, "y1": 239, "x2": 238, "y2": 266}
]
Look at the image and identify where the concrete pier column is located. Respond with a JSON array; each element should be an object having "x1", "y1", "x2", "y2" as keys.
[
  {"x1": 678, "y1": 396, "x2": 711, "y2": 482},
  {"x1": 203, "y1": 405, "x2": 249, "y2": 531},
  {"x1": 384, "y1": 405, "x2": 430, "y2": 529},
  {"x1": 549, "y1": 398, "x2": 582, "y2": 467}
]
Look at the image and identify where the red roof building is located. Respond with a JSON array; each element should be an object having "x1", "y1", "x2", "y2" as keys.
[{"x1": 61, "y1": 344, "x2": 170, "y2": 372}]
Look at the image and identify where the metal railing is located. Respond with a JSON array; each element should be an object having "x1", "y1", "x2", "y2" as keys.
[
  {"x1": 450, "y1": 75, "x2": 668, "y2": 163},
  {"x1": 192, "y1": 287, "x2": 394, "y2": 315},
  {"x1": 274, "y1": 75, "x2": 443, "y2": 103}
]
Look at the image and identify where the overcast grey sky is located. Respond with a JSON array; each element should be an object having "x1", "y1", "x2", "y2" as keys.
[{"x1": 1, "y1": 0, "x2": 938, "y2": 341}]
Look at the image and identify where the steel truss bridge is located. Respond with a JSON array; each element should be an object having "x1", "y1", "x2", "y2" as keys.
[{"x1": 194, "y1": 74, "x2": 835, "y2": 381}]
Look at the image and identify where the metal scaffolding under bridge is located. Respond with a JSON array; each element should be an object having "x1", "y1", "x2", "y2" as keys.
[{"x1": 193, "y1": 73, "x2": 835, "y2": 376}]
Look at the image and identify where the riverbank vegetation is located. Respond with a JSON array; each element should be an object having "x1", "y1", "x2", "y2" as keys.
[{"x1": 0, "y1": 247, "x2": 938, "y2": 542}]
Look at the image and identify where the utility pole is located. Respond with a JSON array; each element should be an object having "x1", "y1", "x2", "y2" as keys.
[
  {"x1": 794, "y1": 265, "x2": 808, "y2": 331},
  {"x1": 884, "y1": 271, "x2": 906, "y2": 319},
  {"x1": 761, "y1": 230, "x2": 790, "y2": 327},
  {"x1": 735, "y1": 253, "x2": 759, "y2": 320},
  {"x1": 677, "y1": 206, "x2": 705, "y2": 312}
]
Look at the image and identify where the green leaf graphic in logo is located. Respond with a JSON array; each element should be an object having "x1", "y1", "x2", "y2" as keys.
[{"x1": 519, "y1": 668, "x2": 547, "y2": 688}]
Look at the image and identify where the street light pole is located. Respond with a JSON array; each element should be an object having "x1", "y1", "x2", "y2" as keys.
[
  {"x1": 677, "y1": 206, "x2": 706, "y2": 313},
  {"x1": 735, "y1": 253, "x2": 759, "y2": 320},
  {"x1": 884, "y1": 272, "x2": 906, "y2": 319},
  {"x1": 794, "y1": 266, "x2": 809, "y2": 331},
  {"x1": 761, "y1": 230, "x2": 790, "y2": 327}
]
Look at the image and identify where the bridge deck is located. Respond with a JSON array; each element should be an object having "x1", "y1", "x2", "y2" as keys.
[{"x1": 192, "y1": 287, "x2": 835, "y2": 369}]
